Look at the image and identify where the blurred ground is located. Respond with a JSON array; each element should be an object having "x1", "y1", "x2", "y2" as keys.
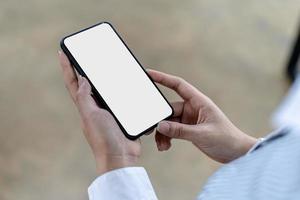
[{"x1": 0, "y1": 0, "x2": 299, "y2": 199}]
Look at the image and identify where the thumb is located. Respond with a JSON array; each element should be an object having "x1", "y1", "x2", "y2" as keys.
[{"x1": 157, "y1": 121, "x2": 197, "y2": 141}]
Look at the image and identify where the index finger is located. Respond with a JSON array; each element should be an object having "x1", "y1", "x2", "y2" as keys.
[{"x1": 147, "y1": 69, "x2": 198, "y2": 100}]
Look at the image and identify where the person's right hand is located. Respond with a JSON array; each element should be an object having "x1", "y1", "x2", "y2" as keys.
[{"x1": 147, "y1": 69, "x2": 257, "y2": 163}]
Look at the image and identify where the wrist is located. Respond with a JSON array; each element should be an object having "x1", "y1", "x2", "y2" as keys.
[
  {"x1": 233, "y1": 129, "x2": 258, "y2": 159},
  {"x1": 94, "y1": 154, "x2": 139, "y2": 175}
]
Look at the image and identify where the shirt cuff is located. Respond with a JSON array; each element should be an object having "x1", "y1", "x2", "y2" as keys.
[
  {"x1": 246, "y1": 137, "x2": 265, "y2": 154},
  {"x1": 88, "y1": 167, "x2": 158, "y2": 200}
]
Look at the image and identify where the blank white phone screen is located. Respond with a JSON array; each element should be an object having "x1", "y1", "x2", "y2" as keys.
[{"x1": 64, "y1": 23, "x2": 172, "y2": 137}]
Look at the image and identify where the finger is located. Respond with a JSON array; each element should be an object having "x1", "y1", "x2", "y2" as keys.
[
  {"x1": 155, "y1": 131, "x2": 171, "y2": 151},
  {"x1": 155, "y1": 116, "x2": 180, "y2": 151},
  {"x1": 145, "y1": 127, "x2": 155, "y2": 135},
  {"x1": 157, "y1": 120, "x2": 196, "y2": 141},
  {"x1": 147, "y1": 69, "x2": 198, "y2": 100},
  {"x1": 58, "y1": 51, "x2": 78, "y2": 102},
  {"x1": 76, "y1": 76, "x2": 99, "y2": 118},
  {"x1": 168, "y1": 117, "x2": 181, "y2": 123},
  {"x1": 170, "y1": 101, "x2": 184, "y2": 118}
]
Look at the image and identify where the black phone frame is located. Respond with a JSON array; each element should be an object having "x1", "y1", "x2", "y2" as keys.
[{"x1": 60, "y1": 21, "x2": 174, "y2": 140}]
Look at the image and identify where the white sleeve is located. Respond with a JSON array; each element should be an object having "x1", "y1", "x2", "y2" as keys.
[
  {"x1": 246, "y1": 137, "x2": 265, "y2": 154},
  {"x1": 88, "y1": 167, "x2": 158, "y2": 200}
]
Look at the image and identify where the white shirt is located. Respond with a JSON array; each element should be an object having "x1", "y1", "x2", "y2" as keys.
[
  {"x1": 88, "y1": 167, "x2": 157, "y2": 200},
  {"x1": 88, "y1": 126, "x2": 300, "y2": 200}
]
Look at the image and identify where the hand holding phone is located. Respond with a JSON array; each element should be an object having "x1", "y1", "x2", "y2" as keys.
[
  {"x1": 59, "y1": 51, "x2": 141, "y2": 175},
  {"x1": 60, "y1": 22, "x2": 173, "y2": 140}
]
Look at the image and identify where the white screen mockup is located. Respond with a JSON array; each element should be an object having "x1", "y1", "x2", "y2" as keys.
[{"x1": 64, "y1": 23, "x2": 172, "y2": 137}]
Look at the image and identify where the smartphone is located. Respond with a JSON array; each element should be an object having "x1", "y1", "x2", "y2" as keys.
[{"x1": 60, "y1": 22, "x2": 173, "y2": 140}]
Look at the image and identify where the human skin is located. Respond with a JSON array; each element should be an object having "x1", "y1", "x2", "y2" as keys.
[
  {"x1": 58, "y1": 51, "x2": 257, "y2": 174},
  {"x1": 59, "y1": 51, "x2": 141, "y2": 175},
  {"x1": 147, "y1": 69, "x2": 257, "y2": 163}
]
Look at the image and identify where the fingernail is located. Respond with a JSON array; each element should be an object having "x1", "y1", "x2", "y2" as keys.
[
  {"x1": 158, "y1": 144, "x2": 164, "y2": 151},
  {"x1": 157, "y1": 121, "x2": 169, "y2": 133},
  {"x1": 58, "y1": 50, "x2": 62, "y2": 55},
  {"x1": 162, "y1": 141, "x2": 170, "y2": 151},
  {"x1": 157, "y1": 144, "x2": 162, "y2": 151},
  {"x1": 159, "y1": 143, "x2": 164, "y2": 151}
]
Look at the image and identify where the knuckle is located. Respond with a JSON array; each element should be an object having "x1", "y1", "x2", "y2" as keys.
[
  {"x1": 173, "y1": 124, "x2": 184, "y2": 138},
  {"x1": 173, "y1": 77, "x2": 185, "y2": 90},
  {"x1": 181, "y1": 78, "x2": 190, "y2": 88},
  {"x1": 75, "y1": 89, "x2": 84, "y2": 102},
  {"x1": 69, "y1": 77, "x2": 78, "y2": 87},
  {"x1": 81, "y1": 109, "x2": 99, "y2": 124},
  {"x1": 177, "y1": 77, "x2": 185, "y2": 83},
  {"x1": 172, "y1": 81, "x2": 180, "y2": 90}
]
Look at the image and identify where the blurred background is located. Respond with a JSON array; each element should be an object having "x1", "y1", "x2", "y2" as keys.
[{"x1": 1, "y1": 0, "x2": 300, "y2": 199}]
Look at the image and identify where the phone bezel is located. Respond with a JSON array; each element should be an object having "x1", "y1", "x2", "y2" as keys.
[{"x1": 60, "y1": 21, "x2": 174, "y2": 140}]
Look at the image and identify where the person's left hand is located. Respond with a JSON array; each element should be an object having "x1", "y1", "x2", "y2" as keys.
[{"x1": 58, "y1": 51, "x2": 141, "y2": 175}]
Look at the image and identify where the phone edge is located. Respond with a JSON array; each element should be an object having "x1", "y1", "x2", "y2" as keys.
[{"x1": 59, "y1": 21, "x2": 174, "y2": 140}]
